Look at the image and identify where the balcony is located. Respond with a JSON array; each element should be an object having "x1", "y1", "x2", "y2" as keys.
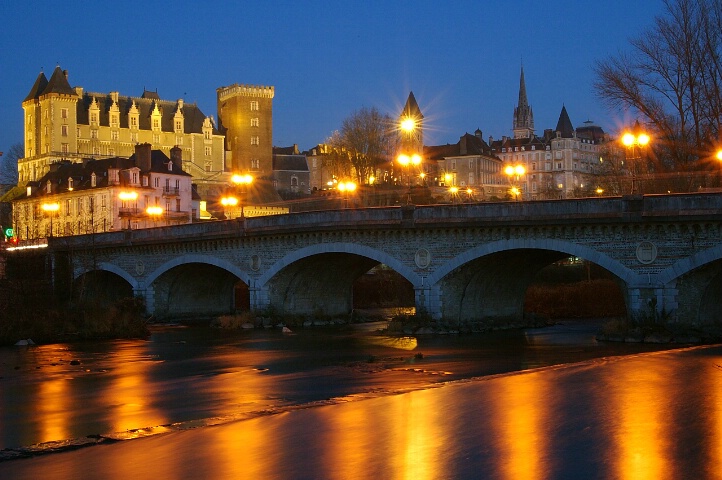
[{"x1": 162, "y1": 187, "x2": 180, "y2": 197}]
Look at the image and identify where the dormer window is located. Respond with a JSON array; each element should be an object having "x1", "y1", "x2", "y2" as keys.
[
  {"x1": 46, "y1": 180, "x2": 52, "y2": 193},
  {"x1": 68, "y1": 177, "x2": 74, "y2": 190},
  {"x1": 90, "y1": 173, "x2": 96, "y2": 187},
  {"x1": 168, "y1": 162, "x2": 173, "y2": 171}
]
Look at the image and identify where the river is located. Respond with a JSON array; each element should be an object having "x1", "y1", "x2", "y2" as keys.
[{"x1": 1, "y1": 318, "x2": 720, "y2": 478}]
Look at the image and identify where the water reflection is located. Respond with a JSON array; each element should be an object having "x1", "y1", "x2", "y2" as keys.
[{"x1": 3, "y1": 347, "x2": 722, "y2": 479}]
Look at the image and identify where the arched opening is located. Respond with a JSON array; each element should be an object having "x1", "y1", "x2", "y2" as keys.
[
  {"x1": 524, "y1": 256, "x2": 626, "y2": 319},
  {"x1": 439, "y1": 249, "x2": 627, "y2": 328},
  {"x1": 267, "y1": 253, "x2": 415, "y2": 319},
  {"x1": 151, "y1": 263, "x2": 246, "y2": 320},
  {"x1": 73, "y1": 270, "x2": 134, "y2": 307}
]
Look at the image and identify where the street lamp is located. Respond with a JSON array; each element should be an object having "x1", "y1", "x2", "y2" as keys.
[
  {"x1": 220, "y1": 196, "x2": 239, "y2": 219},
  {"x1": 621, "y1": 126, "x2": 650, "y2": 194},
  {"x1": 449, "y1": 185, "x2": 459, "y2": 204},
  {"x1": 41, "y1": 202, "x2": 60, "y2": 237},
  {"x1": 230, "y1": 173, "x2": 253, "y2": 218},
  {"x1": 118, "y1": 191, "x2": 138, "y2": 229},
  {"x1": 337, "y1": 180, "x2": 356, "y2": 208},
  {"x1": 716, "y1": 150, "x2": 722, "y2": 186},
  {"x1": 397, "y1": 152, "x2": 422, "y2": 204},
  {"x1": 504, "y1": 164, "x2": 525, "y2": 201},
  {"x1": 146, "y1": 206, "x2": 164, "y2": 227}
]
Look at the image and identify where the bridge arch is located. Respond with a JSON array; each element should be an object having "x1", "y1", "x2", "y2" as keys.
[
  {"x1": 257, "y1": 242, "x2": 422, "y2": 317},
  {"x1": 72, "y1": 262, "x2": 137, "y2": 308},
  {"x1": 144, "y1": 254, "x2": 251, "y2": 320},
  {"x1": 428, "y1": 238, "x2": 634, "y2": 325}
]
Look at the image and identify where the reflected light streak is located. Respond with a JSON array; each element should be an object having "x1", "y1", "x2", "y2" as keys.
[
  {"x1": 490, "y1": 373, "x2": 550, "y2": 480},
  {"x1": 608, "y1": 366, "x2": 670, "y2": 480},
  {"x1": 37, "y1": 377, "x2": 70, "y2": 444}
]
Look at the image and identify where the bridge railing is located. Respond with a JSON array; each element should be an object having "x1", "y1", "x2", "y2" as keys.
[{"x1": 46, "y1": 192, "x2": 721, "y2": 250}]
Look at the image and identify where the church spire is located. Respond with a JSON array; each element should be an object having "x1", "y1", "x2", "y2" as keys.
[{"x1": 513, "y1": 65, "x2": 534, "y2": 139}]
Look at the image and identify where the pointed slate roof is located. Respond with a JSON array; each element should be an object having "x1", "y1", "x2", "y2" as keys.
[
  {"x1": 24, "y1": 71, "x2": 49, "y2": 102},
  {"x1": 555, "y1": 105, "x2": 574, "y2": 138},
  {"x1": 518, "y1": 66, "x2": 528, "y2": 109},
  {"x1": 41, "y1": 66, "x2": 77, "y2": 97},
  {"x1": 402, "y1": 91, "x2": 423, "y2": 120}
]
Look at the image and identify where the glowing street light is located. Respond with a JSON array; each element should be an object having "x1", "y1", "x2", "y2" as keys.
[
  {"x1": 146, "y1": 206, "x2": 164, "y2": 226},
  {"x1": 337, "y1": 180, "x2": 357, "y2": 208},
  {"x1": 119, "y1": 191, "x2": 138, "y2": 229},
  {"x1": 621, "y1": 125, "x2": 650, "y2": 194},
  {"x1": 716, "y1": 149, "x2": 722, "y2": 186},
  {"x1": 504, "y1": 164, "x2": 525, "y2": 201},
  {"x1": 449, "y1": 185, "x2": 459, "y2": 204},
  {"x1": 220, "y1": 195, "x2": 239, "y2": 219},
  {"x1": 41, "y1": 202, "x2": 60, "y2": 237},
  {"x1": 230, "y1": 173, "x2": 253, "y2": 218},
  {"x1": 397, "y1": 152, "x2": 422, "y2": 204}
]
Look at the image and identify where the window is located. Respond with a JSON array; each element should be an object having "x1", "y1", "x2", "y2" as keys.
[
  {"x1": 176, "y1": 198, "x2": 181, "y2": 212},
  {"x1": 251, "y1": 158, "x2": 260, "y2": 170},
  {"x1": 131, "y1": 132, "x2": 138, "y2": 142},
  {"x1": 251, "y1": 118, "x2": 259, "y2": 127},
  {"x1": 450, "y1": 159, "x2": 456, "y2": 170},
  {"x1": 68, "y1": 177, "x2": 74, "y2": 190},
  {"x1": 556, "y1": 162, "x2": 562, "y2": 169},
  {"x1": 168, "y1": 161, "x2": 173, "y2": 171},
  {"x1": 111, "y1": 131, "x2": 119, "y2": 140},
  {"x1": 65, "y1": 199, "x2": 71, "y2": 215},
  {"x1": 61, "y1": 143, "x2": 68, "y2": 154},
  {"x1": 204, "y1": 130, "x2": 211, "y2": 140},
  {"x1": 250, "y1": 101, "x2": 259, "y2": 111},
  {"x1": 61, "y1": 108, "x2": 68, "y2": 119},
  {"x1": 153, "y1": 134, "x2": 159, "y2": 144},
  {"x1": 90, "y1": 130, "x2": 98, "y2": 139},
  {"x1": 205, "y1": 163, "x2": 211, "y2": 172},
  {"x1": 469, "y1": 159, "x2": 474, "y2": 168},
  {"x1": 153, "y1": 119, "x2": 160, "y2": 129},
  {"x1": 61, "y1": 125, "x2": 68, "y2": 136},
  {"x1": 205, "y1": 146, "x2": 211, "y2": 156},
  {"x1": 154, "y1": 177, "x2": 160, "y2": 188},
  {"x1": 130, "y1": 117, "x2": 138, "y2": 129},
  {"x1": 90, "y1": 113, "x2": 98, "y2": 124},
  {"x1": 175, "y1": 120, "x2": 182, "y2": 131},
  {"x1": 251, "y1": 136, "x2": 259, "y2": 145},
  {"x1": 132, "y1": 172, "x2": 138, "y2": 184},
  {"x1": 91, "y1": 173, "x2": 96, "y2": 187}
]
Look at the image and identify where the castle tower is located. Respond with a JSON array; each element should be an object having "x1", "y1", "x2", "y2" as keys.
[
  {"x1": 512, "y1": 66, "x2": 535, "y2": 139},
  {"x1": 217, "y1": 84, "x2": 275, "y2": 177},
  {"x1": 21, "y1": 66, "x2": 79, "y2": 182}
]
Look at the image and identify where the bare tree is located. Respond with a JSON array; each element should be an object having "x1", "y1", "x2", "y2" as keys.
[
  {"x1": 0, "y1": 143, "x2": 22, "y2": 185},
  {"x1": 334, "y1": 107, "x2": 395, "y2": 183},
  {"x1": 595, "y1": 0, "x2": 722, "y2": 175}
]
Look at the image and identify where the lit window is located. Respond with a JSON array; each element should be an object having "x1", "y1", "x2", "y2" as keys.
[
  {"x1": 251, "y1": 136, "x2": 259, "y2": 145},
  {"x1": 251, "y1": 118, "x2": 259, "y2": 127},
  {"x1": 205, "y1": 146, "x2": 211, "y2": 156},
  {"x1": 250, "y1": 101, "x2": 259, "y2": 111}
]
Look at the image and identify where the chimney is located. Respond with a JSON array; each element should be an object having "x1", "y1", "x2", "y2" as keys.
[
  {"x1": 63, "y1": 70, "x2": 69, "y2": 80},
  {"x1": 135, "y1": 143, "x2": 152, "y2": 171},
  {"x1": 170, "y1": 145, "x2": 183, "y2": 170}
]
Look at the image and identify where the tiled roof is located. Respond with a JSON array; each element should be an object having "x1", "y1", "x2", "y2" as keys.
[
  {"x1": 272, "y1": 154, "x2": 309, "y2": 172},
  {"x1": 76, "y1": 93, "x2": 218, "y2": 135},
  {"x1": 23, "y1": 72, "x2": 49, "y2": 102},
  {"x1": 555, "y1": 105, "x2": 575, "y2": 138},
  {"x1": 42, "y1": 66, "x2": 77, "y2": 97}
]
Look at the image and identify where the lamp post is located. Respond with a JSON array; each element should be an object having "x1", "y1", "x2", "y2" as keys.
[
  {"x1": 449, "y1": 186, "x2": 459, "y2": 204},
  {"x1": 41, "y1": 202, "x2": 60, "y2": 237},
  {"x1": 230, "y1": 173, "x2": 253, "y2": 218},
  {"x1": 146, "y1": 206, "x2": 163, "y2": 227},
  {"x1": 337, "y1": 180, "x2": 356, "y2": 208},
  {"x1": 621, "y1": 126, "x2": 650, "y2": 194},
  {"x1": 716, "y1": 150, "x2": 722, "y2": 186},
  {"x1": 397, "y1": 153, "x2": 422, "y2": 204},
  {"x1": 220, "y1": 195, "x2": 239, "y2": 219},
  {"x1": 118, "y1": 191, "x2": 138, "y2": 229},
  {"x1": 504, "y1": 164, "x2": 525, "y2": 201}
]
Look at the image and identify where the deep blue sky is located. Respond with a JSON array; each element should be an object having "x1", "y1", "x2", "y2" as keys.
[{"x1": 1, "y1": 1, "x2": 665, "y2": 156}]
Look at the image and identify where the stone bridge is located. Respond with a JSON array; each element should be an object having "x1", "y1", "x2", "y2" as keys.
[{"x1": 48, "y1": 193, "x2": 722, "y2": 327}]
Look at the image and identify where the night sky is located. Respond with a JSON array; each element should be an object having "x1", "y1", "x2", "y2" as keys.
[{"x1": 0, "y1": 1, "x2": 664, "y2": 155}]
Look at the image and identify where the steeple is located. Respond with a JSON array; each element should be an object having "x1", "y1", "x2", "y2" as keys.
[
  {"x1": 512, "y1": 66, "x2": 534, "y2": 139},
  {"x1": 555, "y1": 104, "x2": 574, "y2": 138},
  {"x1": 399, "y1": 91, "x2": 424, "y2": 153}
]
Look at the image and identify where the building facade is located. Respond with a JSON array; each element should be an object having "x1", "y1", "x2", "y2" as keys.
[
  {"x1": 20, "y1": 66, "x2": 225, "y2": 188},
  {"x1": 13, "y1": 144, "x2": 194, "y2": 241},
  {"x1": 490, "y1": 68, "x2": 608, "y2": 199}
]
